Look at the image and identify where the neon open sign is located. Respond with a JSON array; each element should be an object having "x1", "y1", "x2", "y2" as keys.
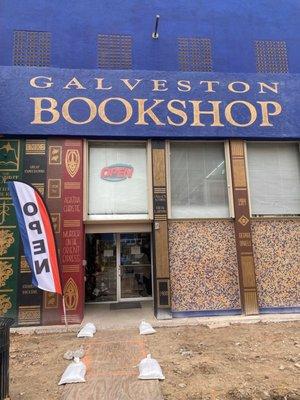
[{"x1": 100, "y1": 164, "x2": 134, "y2": 182}]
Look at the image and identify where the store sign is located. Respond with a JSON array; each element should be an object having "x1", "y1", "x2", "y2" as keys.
[
  {"x1": 0, "y1": 66, "x2": 299, "y2": 139},
  {"x1": 101, "y1": 164, "x2": 134, "y2": 182}
]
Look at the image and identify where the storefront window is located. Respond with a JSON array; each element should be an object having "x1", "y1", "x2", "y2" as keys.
[
  {"x1": 247, "y1": 143, "x2": 300, "y2": 215},
  {"x1": 170, "y1": 142, "x2": 230, "y2": 218},
  {"x1": 88, "y1": 143, "x2": 148, "y2": 218}
]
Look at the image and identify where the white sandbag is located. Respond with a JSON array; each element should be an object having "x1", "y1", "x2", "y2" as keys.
[
  {"x1": 139, "y1": 320, "x2": 156, "y2": 335},
  {"x1": 58, "y1": 358, "x2": 86, "y2": 385},
  {"x1": 77, "y1": 323, "x2": 96, "y2": 338},
  {"x1": 138, "y1": 354, "x2": 165, "y2": 380},
  {"x1": 77, "y1": 326, "x2": 93, "y2": 338},
  {"x1": 84, "y1": 322, "x2": 96, "y2": 334}
]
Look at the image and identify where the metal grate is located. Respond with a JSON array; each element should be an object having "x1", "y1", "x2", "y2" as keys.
[
  {"x1": 178, "y1": 37, "x2": 212, "y2": 71},
  {"x1": 97, "y1": 34, "x2": 132, "y2": 69},
  {"x1": 13, "y1": 31, "x2": 51, "y2": 66},
  {"x1": 255, "y1": 40, "x2": 289, "y2": 73}
]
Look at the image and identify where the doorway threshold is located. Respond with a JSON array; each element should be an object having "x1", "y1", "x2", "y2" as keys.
[
  {"x1": 110, "y1": 301, "x2": 142, "y2": 310},
  {"x1": 83, "y1": 301, "x2": 155, "y2": 330}
]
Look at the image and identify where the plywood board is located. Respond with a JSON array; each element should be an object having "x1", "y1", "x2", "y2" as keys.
[{"x1": 62, "y1": 333, "x2": 163, "y2": 400}]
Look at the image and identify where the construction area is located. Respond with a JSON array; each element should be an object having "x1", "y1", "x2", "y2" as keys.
[{"x1": 9, "y1": 318, "x2": 300, "y2": 400}]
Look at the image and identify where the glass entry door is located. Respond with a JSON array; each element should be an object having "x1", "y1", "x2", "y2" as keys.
[
  {"x1": 119, "y1": 233, "x2": 152, "y2": 300},
  {"x1": 85, "y1": 232, "x2": 152, "y2": 303},
  {"x1": 85, "y1": 233, "x2": 117, "y2": 302}
]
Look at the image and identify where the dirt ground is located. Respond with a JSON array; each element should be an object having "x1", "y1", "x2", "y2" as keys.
[
  {"x1": 10, "y1": 332, "x2": 81, "y2": 400},
  {"x1": 147, "y1": 321, "x2": 300, "y2": 400},
  {"x1": 9, "y1": 321, "x2": 300, "y2": 400}
]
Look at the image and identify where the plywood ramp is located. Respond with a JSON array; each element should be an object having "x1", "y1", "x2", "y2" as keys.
[
  {"x1": 62, "y1": 376, "x2": 163, "y2": 400},
  {"x1": 61, "y1": 330, "x2": 164, "y2": 400}
]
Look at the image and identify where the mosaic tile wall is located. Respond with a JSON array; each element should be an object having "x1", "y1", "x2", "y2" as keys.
[
  {"x1": 251, "y1": 220, "x2": 300, "y2": 309},
  {"x1": 169, "y1": 220, "x2": 241, "y2": 312}
]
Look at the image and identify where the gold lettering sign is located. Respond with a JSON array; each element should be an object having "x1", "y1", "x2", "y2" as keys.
[
  {"x1": 29, "y1": 77, "x2": 284, "y2": 129},
  {"x1": 30, "y1": 96, "x2": 283, "y2": 127}
]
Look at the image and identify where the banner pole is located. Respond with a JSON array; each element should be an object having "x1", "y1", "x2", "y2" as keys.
[{"x1": 62, "y1": 295, "x2": 68, "y2": 332}]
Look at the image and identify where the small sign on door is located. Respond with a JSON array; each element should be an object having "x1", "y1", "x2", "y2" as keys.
[
  {"x1": 131, "y1": 245, "x2": 141, "y2": 255},
  {"x1": 103, "y1": 249, "x2": 114, "y2": 257}
]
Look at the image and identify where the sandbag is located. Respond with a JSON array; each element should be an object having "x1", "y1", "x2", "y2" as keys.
[
  {"x1": 138, "y1": 354, "x2": 165, "y2": 380},
  {"x1": 58, "y1": 358, "x2": 86, "y2": 385},
  {"x1": 139, "y1": 320, "x2": 156, "y2": 335},
  {"x1": 77, "y1": 322, "x2": 96, "y2": 338},
  {"x1": 85, "y1": 323, "x2": 96, "y2": 333}
]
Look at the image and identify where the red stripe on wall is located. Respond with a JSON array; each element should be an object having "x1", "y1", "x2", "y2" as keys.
[{"x1": 61, "y1": 140, "x2": 84, "y2": 324}]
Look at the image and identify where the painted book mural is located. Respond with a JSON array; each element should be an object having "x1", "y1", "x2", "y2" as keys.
[
  {"x1": 0, "y1": 139, "x2": 23, "y2": 321},
  {"x1": 0, "y1": 138, "x2": 84, "y2": 325}
]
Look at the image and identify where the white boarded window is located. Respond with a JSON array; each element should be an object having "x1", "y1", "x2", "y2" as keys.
[
  {"x1": 170, "y1": 142, "x2": 229, "y2": 218},
  {"x1": 88, "y1": 143, "x2": 148, "y2": 218},
  {"x1": 247, "y1": 143, "x2": 300, "y2": 215}
]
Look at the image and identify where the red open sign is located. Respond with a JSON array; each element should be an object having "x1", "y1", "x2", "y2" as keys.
[{"x1": 100, "y1": 164, "x2": 134, "y2": 182}]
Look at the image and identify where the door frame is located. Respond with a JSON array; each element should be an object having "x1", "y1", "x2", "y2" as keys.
[
  {"x1": 85, "y1": 230, "x2": 154, "y2": 304},
  {"x1": 117, "y1": 232, "x2": 153, "y2": 302}
]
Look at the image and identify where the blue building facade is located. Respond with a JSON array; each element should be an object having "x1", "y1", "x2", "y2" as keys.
[
  {"x1": 0, "y1": 1, "x2": 299, "y2": 326},
  {"x1": 1, "y1": 0, "x2": 300, "y2": 72}
]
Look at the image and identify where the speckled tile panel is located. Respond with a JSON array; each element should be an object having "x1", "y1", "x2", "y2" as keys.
[
  {"x1": 169, "y1": 220, "x2": 241, "y2": 312},
  {"x1": 251, "y1": 220, "x2": 300, "y2": 309}
]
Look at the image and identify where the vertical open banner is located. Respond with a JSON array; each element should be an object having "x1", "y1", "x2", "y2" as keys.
[{"x1": 7, "y1": 180, "x2": 62, "y2": 295}]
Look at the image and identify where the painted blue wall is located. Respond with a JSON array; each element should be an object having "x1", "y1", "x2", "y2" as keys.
[{"x1": 0, "y1": 0, "x2": 299, "y2": 72}]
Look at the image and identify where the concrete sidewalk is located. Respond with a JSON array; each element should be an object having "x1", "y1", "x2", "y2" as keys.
[
  {"x1": 10, "y1": 302, "x2": 300, "y2": 334},
  {"x1": 61, "y1": 329, "x2": 163, "y2": 400}
]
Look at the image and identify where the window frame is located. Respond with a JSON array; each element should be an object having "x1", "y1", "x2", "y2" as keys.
[
  {"x1": 166, "y1": 140, "x2": 234, "y2": 220},
  {"x1": 246, "y1": 140, "x2": 300, "y2": 218},
  {"x1": 84, "y1": 139, "x2": 153, "y2": 222}
]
